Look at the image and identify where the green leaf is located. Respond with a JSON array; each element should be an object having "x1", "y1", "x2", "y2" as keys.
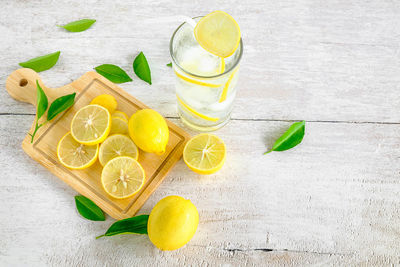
[
  {"x1": 96, "y1": 215, "x2": 149, "y2": 239},
  {"x1": 133, "y1": 52, "x2": 152, "y2": 85},
  {"x1": 36, "y1": 80, "x2": 48, "y2": 120},
  {"x1": 58, "y1": 19, "x2": 96, "y2": 32},
  {"x1": 265, "y1": 121, "x2": 305, "y2": 154},
  {"x1": 75, "y1": 195, "x2": 105, "y2": 221},
  {"x1": 19, "y1": 51, "x2": 60, "y2": 72},
  {"x1": 94, "y1": 64, "x2": 133, "y2": 83},
  {"x1": 47, "y1": 93, "x2": 76, "y2": 121},
  {"x1": 166, "y1": 62, "x2": 172, "y2": 67}
]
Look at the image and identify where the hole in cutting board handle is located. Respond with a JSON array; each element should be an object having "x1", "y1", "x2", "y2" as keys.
[{"x1": 19, "y1": 79, "x2": 28, "y2": 87}]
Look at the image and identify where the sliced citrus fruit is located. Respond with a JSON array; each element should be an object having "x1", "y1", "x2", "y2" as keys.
[
  {"x1": 174, "y1": 70, "x2": 222, "y2": 88},
  {"x1": 101, "y1": 156, "x2": 145, "y2": 199},
  {"x1": 194, "y1": 11, "x2": 241, "y2": 58},
  {"x1": 99, "y1": 134, "x2": 139, "y2": 166},
  {"x1": 71, "y1": 104, "x2": 111, "y2": 145},
  {"x1": 110, "y1": 116, "x2": 129, "y2": 135},
  {"x1": 57, "y1": 132, "x2": 99, "y2": 169},
  {"x1": 219, "y1": 67, "x2": 239, "y2": 102},
  {"x1": 112, "y1": 110, "x2": 129, "y2": 121},
  {"x1": 177, "y1": 95, "x2": 219, "y2": 122},
  {"x1": 90, "y1": 94, "x2": 118, "y2": 113},
  {"x1": 220, "y1": 57, "x2": 225, "y2": 73},
  {"x1": 183, "y1": 133, "x2": 226, "y2": 174}
]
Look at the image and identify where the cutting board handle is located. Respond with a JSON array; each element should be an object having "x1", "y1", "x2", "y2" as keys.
[{"x1": 5, "y1": 68, "x2": 75, "y2": 107}]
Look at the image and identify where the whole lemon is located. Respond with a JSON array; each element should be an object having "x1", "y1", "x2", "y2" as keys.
[
  {"x1": 128, "y1": 109, "x2": 169, "y2": 155},
  {"x1": 148, "y1": 196, "x2": 199, "y2": 251},
  {"x1": 90, "y1": 94, "x2": 118, "y2": 113}
]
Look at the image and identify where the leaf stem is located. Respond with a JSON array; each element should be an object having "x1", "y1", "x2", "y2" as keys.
[
  {"x1": 96, "y1": 235, "x2": 105, "y2": 239},
  {"x1": 29, "y1": 120, "x2": 48, "y2": 143}
]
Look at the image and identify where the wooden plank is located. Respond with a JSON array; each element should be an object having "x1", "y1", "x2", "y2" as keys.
[
  {"x1": 1, "y1": 115, "x2": 400, "y2": 264},
  {"x1": 5, "y1": 68, "x2": 190, "y2": 219},
  {"x1": 0, "y1": 0, "x2": 399, "y2": 122}
]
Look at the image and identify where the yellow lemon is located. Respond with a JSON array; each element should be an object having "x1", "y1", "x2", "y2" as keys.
[
  {"x1": 110, "y1": 116, "x2": 129, "y2": 135},
  {"x1": 183, "y1": 133, "x2": 226, "y2": 174},
  {"x1": 71, "y1": 104, "x2": 111, "y2": 145},
  {"x1": 194, "y1": 11, "x2": 241, "y2": 58},
  {"x1": 148, "y1": 196, "x2": 199, "y2": 251},
  {"x1": 128, "y1": 109, "x2": 169, "y2": 155},
  {"x1": 90, "y1": 94, "x2": 118, "y2": 113},
  {"x1": 112, "y1": 110, "x2": 129, "y2": 121},
  {"x1": 101, "y1": 156, "x2": 145, "y2": 199},
  {"x1": 99, "y1": 134, "x2": 139, "y2": 166},
  {"x1": 57, "y1": 132, "x2": 99, "y2": 169}
]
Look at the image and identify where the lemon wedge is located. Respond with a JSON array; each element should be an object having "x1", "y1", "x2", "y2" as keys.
[
  {"x1": 183, "y1": 133, "x2": 226, "y2": 174},
  {"x1": 71, "y1": 104, "x2": 111, "y2": 145},
  {"x1": 99, "y1": 134, "x2": 139, "y2": 166},
  {"x1": 57, "y1": 132, "x2": 99, "y2": 169},
  {"x1": 194, "y1": 11, "x2": 241, "y2": 58},
  {"x1": 101, "y1": 156, "x2": 145, "y2": 199}
]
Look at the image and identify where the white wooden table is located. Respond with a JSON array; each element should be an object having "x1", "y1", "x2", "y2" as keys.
[{"x1": 1, "y1": 0, "x2": 400, "y2": 266}]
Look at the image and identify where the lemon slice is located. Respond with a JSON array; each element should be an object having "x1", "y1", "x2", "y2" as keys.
[
  {"x1": 177, "y1": 95, "x2": 219, "y2": 122},
  {"x1": 101, "y1": 156, "x2": 145, "y2": 199},
  {"x1": 90, "y1": 94, "x2": 118, "y2": 113},
  {"x1": 112, "y1": 110, "x2": 129, "y2": 121},
  {"x1": 110, "y1": 116, "x2": 129, "y2": 135},
  {"x1": 183, "y1": 133, "x2": 226, "y2": 174},
  {"x1": 99, "y1": 134, "x2": 139, "y2": 166},
  {"x1": 219, "y1": 67, "x2": 239, "y2": 102},
  {"x1": 57, "y1": 132, "x2": 99, "y2": 169},
  {"x1": 194, "y1": 11, "x2": 241, "y2": 58},
  {"x1": 71, "y1": 104, "x2": 111, "y2": 145},
  {"x1": 174, "y1": 70, "x2": 222, "y2": 88}
]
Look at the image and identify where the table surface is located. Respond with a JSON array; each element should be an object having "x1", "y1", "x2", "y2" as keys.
[{"x1": 1, "y1": 0, "x2": 400, "y2": 266}]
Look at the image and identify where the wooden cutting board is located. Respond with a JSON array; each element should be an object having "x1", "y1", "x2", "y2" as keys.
[{"x1": 5, "y1": 68, "x2": 191, "y2": 220}]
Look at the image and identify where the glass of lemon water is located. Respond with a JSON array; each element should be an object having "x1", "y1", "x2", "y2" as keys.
[{"x1": 169, "y1": 12, "x2": 243, "y2": 132}]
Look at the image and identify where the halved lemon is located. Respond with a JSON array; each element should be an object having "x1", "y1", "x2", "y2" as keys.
[
  {"x1": 101, "y1": 156, "x2": 145, "y2": 199},
  {"x1": 112, "y1": 110, "x2": 129, "y2": 121},
  {"x1": 194, "y1": 11, "x2": 241, "y2": 58},
  {"x1": 99, "y1": 134, "x2": 139, "y2": 166},
  {"x1": 110, "y1": 116, "x2": 129, "y2": 135},
  {"x1": 90, "y1": 94, "x2": 118, "y2": 113},
  {"x1": 57, "y1": 132, "x2": 99, "y2": 170},
  {"x1": 183, "y1": 133, "x2": 226, "y2": 174},
  {"x1": 71, "y1": 104, "x2": 111, "y2": 145}
]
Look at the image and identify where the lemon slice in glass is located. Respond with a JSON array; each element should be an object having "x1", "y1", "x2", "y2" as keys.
[
  {"x1": 109, "y1": 116, "x2": 129, "y2": 135},
  {"x1": 194, "y1": 11, "x2": 241, "y2": 58},
  {"x1": 99, "y1": 134, "x2": 139, "y2": 166},
  {"x1": 112, "y1": 110, "x2": 129, "y2": 121},
  {"x1": 183, "y1": 133, "x2": 226, "y2": 174},
  {"x1": 57, "y1": 132, "x2": 99, "y2": 169},
  {"x1": 71, "y1": 104, "x2": 111, "y2": 145},
  {"x1": 101, "y1": 156, "x2": 145, "y2": 199}
]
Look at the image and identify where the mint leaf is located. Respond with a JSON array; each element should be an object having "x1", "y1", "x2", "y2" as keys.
[
  {"x1": 265, "y1": 121, "x2": 305, "y2": 154},
  {"x1": 96, "y1": 215, "x2": 149, "y2": 239},
  {"x1": 36, "y1": 80, "x2": 48, "y2": 120},
  {"x1": 133, "y1": 52, "x2": 151, "y2": 85},
  {"x1": 58, "y1": 19, "x2": 96, "y2": 32},
  {"x1": 75, "y1": 195, "x2": 105, "y2": 221},
  {"x1": 166, "y1": 62, "x2": 172, "y2": 67},
  {"x1": 47, "y1": 93, "x2": 76, "y2": 121},
  {"x1": 19, "y1": 51, "x2": 60, "y2": 72},
  {"x1": 94, "y1": 64, "x2": 133, "y2": 83}
]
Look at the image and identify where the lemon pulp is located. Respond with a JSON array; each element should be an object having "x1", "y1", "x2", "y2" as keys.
[
  {"x1": 57, "y1": 132, "x2": 99, "y2": 169},
  {"x1": 101, "y1": 156, "x2": 145, "y2": 199},
  {"x1": 99, "y1": 134, "x2": 138, "y2": 166},
  {"x1": 194, "y1": 11, "x2": 241, "y2": 58},
  {"x1": 183, "y1": 133, "x2": 226, "y2": 174},
  {"x1": 71, "y1": 104, "x2": 111, "y2": 145}
]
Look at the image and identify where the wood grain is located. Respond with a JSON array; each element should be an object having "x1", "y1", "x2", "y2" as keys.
[
  {"x1": 5, "y1": 68, "x2": 190, "y2": 220},
  {"x1": 1, "y1": 0, "x2": 400, "y2": 265}
]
